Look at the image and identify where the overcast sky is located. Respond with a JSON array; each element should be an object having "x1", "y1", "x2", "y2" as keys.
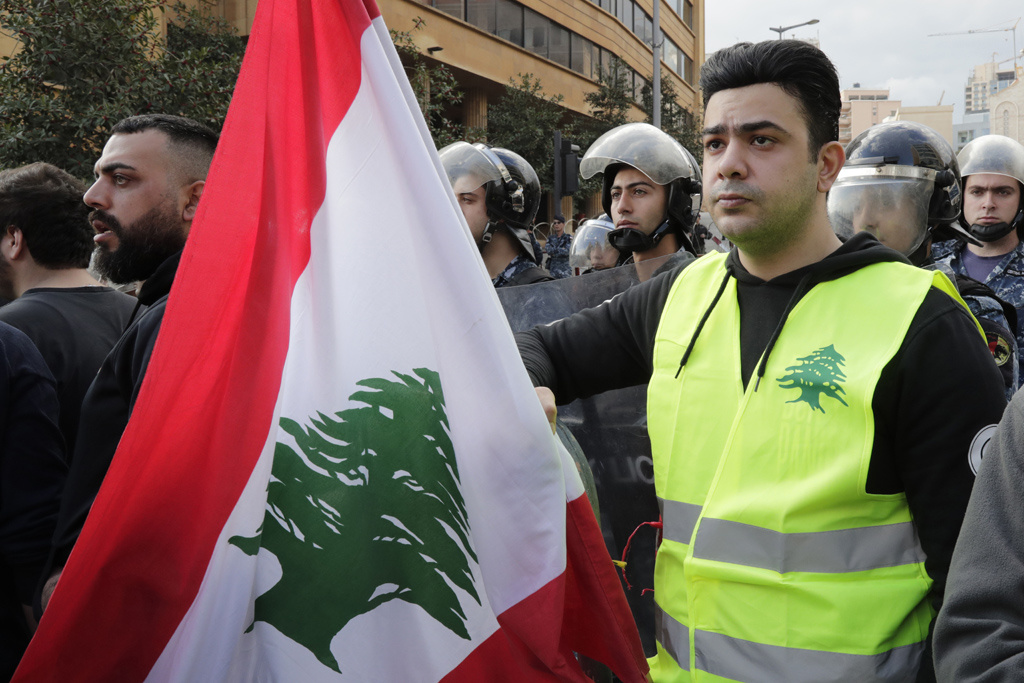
[{"x1": 704, "y1": 1, "x2": 1022, "y2": 123}]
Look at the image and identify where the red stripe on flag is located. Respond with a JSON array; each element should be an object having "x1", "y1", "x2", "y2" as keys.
[
  {"x1": 15, "y1": 0, "x2": 373, "y2": 681},
  {"x1": 442, "y1": 495, "x2": 648, "y2": 683}
]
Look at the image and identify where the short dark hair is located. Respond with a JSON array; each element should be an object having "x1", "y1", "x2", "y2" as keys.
[
  {"x1": 700, "y1": 40, "x2": 841, "y2": 162},
  {"x1": 0, "y1": 163, "x2": 92, "y2": 269},
  {"x1": 111, "y1": 114, "x2": 219, "y2": 183}
]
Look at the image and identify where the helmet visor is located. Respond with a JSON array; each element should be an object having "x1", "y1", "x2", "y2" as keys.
[
  {"x1": 579, "y1": 122, "x2": 698, "y2": 184},
  {"x1": 438, "y1": 142, "x2": 504, "y2": 195},
  {"x1": 827, "y1": 175, "x2": 932, "y2": 255},
  {"x1": 570, "y1": 219, "x2": 618, "y2": 273}
]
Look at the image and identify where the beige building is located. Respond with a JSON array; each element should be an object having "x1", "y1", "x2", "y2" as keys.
[
  {"x1": 988, "y1": 77, "x2": 1023, "y2": 143},
  {"x1": 839, "y1": 87, "x2": 900, "y2": 145},
  {"x1": 964, "y1": 61, "x2": 1020, "y2": 114},
  {"x1": 886, "y1": 105, "x2": 955, "y2": 145},
  {"x1": 199, "y1": 0, "x2": 703, "y2": 126}
]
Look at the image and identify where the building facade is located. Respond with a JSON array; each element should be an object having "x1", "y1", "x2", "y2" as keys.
[
  {"x1": 954, "y1": 112, "x2": 990, "y2": 153},
  {"x1": 205, "y1": 0, "x2": 702, "y2": 128},
  {"x1": 990, "y1": 78, "x2": 1024, "y2": 143},
  {"x1": 839, "y1": 87, "x2": 901, "y2": 145},
  {"x1": 964, "y1": 61, "x2": 1020, "y2": 115},
  {"x1": 888, "y1": 105, "x2": 955, "y2": 145}
]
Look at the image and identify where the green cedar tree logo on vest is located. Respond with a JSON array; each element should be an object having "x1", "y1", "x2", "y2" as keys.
[
  {"x1": 776, "y1": 344, "x2": 849, "y2": 413},
  {"x1": 228, "y1": 368, "x2": 480, "y2": 673}
]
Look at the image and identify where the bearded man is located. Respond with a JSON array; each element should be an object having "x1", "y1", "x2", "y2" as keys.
[{"x1": 37, "y1": 115, "x2": 217, "y2": 614}]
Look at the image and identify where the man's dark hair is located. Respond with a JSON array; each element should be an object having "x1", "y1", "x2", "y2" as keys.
[
  {"x1": 111, "y1": 114, "x2": 219, "y2": 183},
  {"x1": 700, "y1": 40, "x2": 841, "y2": 162},
  {"x1": 0, "y1": 163, "x2": 92, "y2": 269}
]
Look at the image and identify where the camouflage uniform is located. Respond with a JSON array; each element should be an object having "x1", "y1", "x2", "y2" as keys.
[
  {"x1": 492, "y1": 253, "x2": 548, "y2": 289},
  {"x1": 935, "y1": 238, "x2": 1024, "y2": 396},
  {"x1": 545, "y1": 233, "x2": 573, "y2": 279}
]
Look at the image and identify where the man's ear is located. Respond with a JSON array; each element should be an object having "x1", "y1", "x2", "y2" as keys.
[
  {"x1": 817, "y1": 141, "x2": 846, "y2": 193},
  {"x1": 182, "y1": 180, "x2": 206, "y2": 223},
  {"x1": 3, "y1": 225, "x2": 24, "y2": 260}
]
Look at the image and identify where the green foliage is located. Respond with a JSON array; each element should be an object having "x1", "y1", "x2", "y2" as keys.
[
  {"x1": 0, "y1": 0, "x2": 244, "y2": 178},
  {"x1": 391, "y1": 18, "x2": 474, "y2": 149},
  {"x1": 488, "y1": 73, "x2": 575, "y2": 193},
  {"x1": 577, "y1": 58, "x2": 637, "y2": 199},
  {"x1": 777, "y1": 344, "x2": 849, "y2": 413},
  {"x1": 230, "y1": 368, "x2": 480, "y2": 673},
  {"x1": 641, "y1": 75, "x2": 702, "y2": 166}
]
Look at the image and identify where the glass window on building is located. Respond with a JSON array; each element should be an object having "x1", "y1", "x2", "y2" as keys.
[
  {"x1": 571, "y1": 33, "x2": 598, "y2": 77},
  {"x1": 467, "y1": 0, "x2": 496, "y2": 33},
  {"x1": 601, "y1": 0, "x2": 613, "y2": 15},
  {"x1": 671, "y1": 0, "x2": 682, "y2": 17},
  {"x1": 632, "y1": 2, "x2": 643, "y2": 37},
  {"x1": 549, "y1": 24, "x2": 570, "y2": 67},
  {"x1": 496, "y1": 0, "x2": 523, "y2": 45},
  {"x1": 663, "y1": 39, "x2": 679, "y2": 75},
  {"x1": 433, "y1": 0, "x2": 464, "y2": 20},
  {"x1": 682, "y1": 52, "x2": 693, "y2": 84},
  {"x1": 634, "y1": 71, "x2": 645, "y2": 103},
  {"x1": 683, "y1": 0, "x2": 693, "y2": 26},
  {"x1": 618, "y1": 0, "x2": 632, "y2": 30},
  {"x1": 523, "y1": 8, "x2": 549, "y2": 57},
  {"x1": 644, "y1": 14, "x2": 653, "y2": 45}
]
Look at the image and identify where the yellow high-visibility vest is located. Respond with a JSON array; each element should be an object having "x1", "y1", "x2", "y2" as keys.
[{"x1": 647, "y1": 252, "x2": 973, "y2": 683}]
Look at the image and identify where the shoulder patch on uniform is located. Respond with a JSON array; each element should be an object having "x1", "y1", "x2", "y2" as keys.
[{"x1": 969, "y1": 424, "x2": 999, "y2": 475}]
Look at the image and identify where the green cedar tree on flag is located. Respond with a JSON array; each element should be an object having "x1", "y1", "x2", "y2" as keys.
[{"x1": 12, "y1": 0, "x2": 647, "y2": 680}]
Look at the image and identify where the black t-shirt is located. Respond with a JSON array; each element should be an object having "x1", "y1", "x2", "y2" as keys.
[
  {"x1": 0, "y1": 287, "x2": 136, "y2": 454},
  {"x1": 0, "y1": 323, "x2": 66, "y2": 681}
]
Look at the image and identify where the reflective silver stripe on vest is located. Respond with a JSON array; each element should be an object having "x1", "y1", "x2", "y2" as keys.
[
  {"x1": 694, "y1": 630, "x2": 923, "y2": 683},
  {"x1": 693, "y1": 517, "x2": 926, "y2": 574},
  {"x1": 658, "y1": 497, "x2": 702, "y2": 545},
  {"x1": 654, "y1": 603, "x2": 689, "y2": 670}
]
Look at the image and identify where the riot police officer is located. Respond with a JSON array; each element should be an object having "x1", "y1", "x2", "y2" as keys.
[
  {"x1": 579, "y1": 122, "x2": 702, "y2": 273},
  {"x1": 932, "y1": 134, "x2": 1024, "y2": 381},
  {"x1": 439, "y1": 142, "x2": 552, "y2": 288},
  {"x1": 828, "y1": 121, "x2": 1018, "y2": 398}
]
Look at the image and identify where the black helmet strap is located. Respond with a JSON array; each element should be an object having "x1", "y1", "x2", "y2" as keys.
[{"x1": 476, "y1": 145, "x2": 524, "y2": 214}]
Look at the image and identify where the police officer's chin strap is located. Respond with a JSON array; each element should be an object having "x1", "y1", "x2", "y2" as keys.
[
  {"x1": 607, "y1": 218, "x2": 672, "y2": 253},
  {"x1": 479, "y1": 220, "x2": 499, "y2": 247},
  {"x1": 968, "y1": 207, "x2": 1024, "y2": 243}
]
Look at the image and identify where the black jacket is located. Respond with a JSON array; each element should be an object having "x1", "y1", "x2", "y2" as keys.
[
  {"x1": 516, "y1": 233, "x2": 1006, "y2": 682},
  {"x1": 39, "y1": 252, "x2": 181, "y2": 602}
]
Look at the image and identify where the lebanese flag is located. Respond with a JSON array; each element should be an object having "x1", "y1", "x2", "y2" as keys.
[{"x1": 14, "y1": 0, "x2": 647, "y2": 680}]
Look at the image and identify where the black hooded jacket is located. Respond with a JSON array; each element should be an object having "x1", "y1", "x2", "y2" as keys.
[{"x1": 516, "y1": 232, "x2": 1006, "y2": 681}]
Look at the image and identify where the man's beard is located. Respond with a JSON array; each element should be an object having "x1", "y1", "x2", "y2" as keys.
[{"x1": 92, "y1": 203, "x2": 186, "y2": 285}]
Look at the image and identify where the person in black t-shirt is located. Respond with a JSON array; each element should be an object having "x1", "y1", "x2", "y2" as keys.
[{"x1": 0, "y1": 163, "x2": 136, "y2": 452}]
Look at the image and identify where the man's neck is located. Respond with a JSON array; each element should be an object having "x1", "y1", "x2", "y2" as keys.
[
  {"x1": 968, "y1": 231, "x2": 1019, "y2": 258},
  {"x1": 15, "y1": 267, "x2": 101, "y2": 298},
  {"x1": 737, "y1": 219, "x2": 842, "y2": 282},
  {"x1": 481, "y1": 229, "x2": 525, "y2": 278}
]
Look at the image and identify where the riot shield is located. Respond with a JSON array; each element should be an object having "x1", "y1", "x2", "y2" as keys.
[{"x1": 498, "y1": 258, "x2": 676, "y2": 657}]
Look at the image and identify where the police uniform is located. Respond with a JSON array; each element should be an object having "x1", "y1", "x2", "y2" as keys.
[
  {"x1": 545, "y1": 233, "x2": 573, "y2": 279},
  {"x1": 492, "y1": 253, "x2": 553, "y2": 288},
  {"x1": 935, "y1": 238, "x2": 1024, "y2": 386}
]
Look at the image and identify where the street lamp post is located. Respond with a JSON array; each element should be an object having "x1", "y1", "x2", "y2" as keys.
[{"x1": 769, "y1": 19, "x2": 819, "y2": 40}]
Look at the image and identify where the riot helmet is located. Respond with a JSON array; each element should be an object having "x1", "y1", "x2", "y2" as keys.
[
  {"x1": 580, "y1": 123, "x2": 702, "y2": 255},
  {"x1": 957, "y1": 134, "x2": 1024, "y2": 242},
  {"x1": 569, "y1": 214, "x2": 619, "y2": 275},
  {"x1": 827, "y1": 121, "x2": 974, "y2": 265},
  {"x1": 439, "y1": 141, "x2": 543, "y2": 261}
]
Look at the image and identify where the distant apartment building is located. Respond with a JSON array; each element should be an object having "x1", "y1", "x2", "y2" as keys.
[
  {"x1": 964, "y1": 61, "x2": 1019, "y2": 114},
  {"x1": 839, "y1": 86, "x2": 900, "y2": 144}
]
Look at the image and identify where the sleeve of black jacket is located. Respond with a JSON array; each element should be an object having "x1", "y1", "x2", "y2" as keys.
[
  {"x1": 515, "y1": 263, "x2": 685, "y2": 402},
  {"x1": 42, "y1": 301, "x2": 166, "y2": 581},
  {"x1": 932, "y1": 391, "x2": 1024, "y2": 683},
  {"x1": 0, "y1": 324, "x2": 66, "y2": 606},
  {"x1": 869, "y1": 290, "x2": 1007, "y2": 683}
]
